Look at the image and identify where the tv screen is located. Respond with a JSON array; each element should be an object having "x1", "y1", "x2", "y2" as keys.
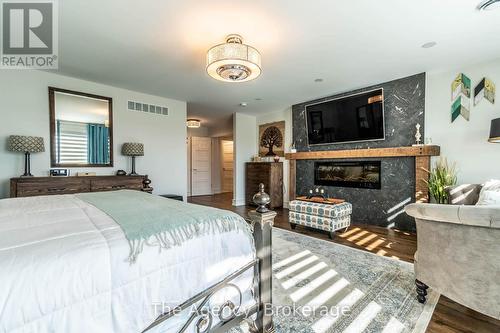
[{"x1": 306, "y1": 89, "x2": 385, "y2": 145}]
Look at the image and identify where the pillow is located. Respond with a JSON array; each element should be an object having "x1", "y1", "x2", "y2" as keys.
[
  {"x1": 476, "y1": 190, "x2": 500, "y2": 206},
  {"x1": 482, "y1": 179, "x2": 500, "y2": 192}
]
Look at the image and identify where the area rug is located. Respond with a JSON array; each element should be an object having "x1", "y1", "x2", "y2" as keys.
[{"x1": 235, "y1": 228, "x2": 439, "y2": 333}]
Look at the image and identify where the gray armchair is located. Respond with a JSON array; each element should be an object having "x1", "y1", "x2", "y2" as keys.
[{"x1": 405, "y1": 184, "x2": 500, "y2": 320}]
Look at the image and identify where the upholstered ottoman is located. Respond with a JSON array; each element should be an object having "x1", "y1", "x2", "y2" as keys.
[{"x1": 289, "y1": 200, "x2": 352, "y2": 239}]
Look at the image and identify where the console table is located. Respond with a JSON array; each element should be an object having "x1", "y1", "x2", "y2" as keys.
[
  {"x1": 285, "y1": 145, "x2": 440, "y2": 203},
  {"x1": 10, "y1": 175, "x2": 153, "y2": 198}
]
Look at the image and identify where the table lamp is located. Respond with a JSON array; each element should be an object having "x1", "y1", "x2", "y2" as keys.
[
  {"x1": 122, "y1": 142, "x2": 144, "y2": 176},
  {"x1": 488, "y1": 118, "x2": 500, "y2": 143},
  {"x1": 8, "y1": 135, "x2": 45, "y2": 177}
]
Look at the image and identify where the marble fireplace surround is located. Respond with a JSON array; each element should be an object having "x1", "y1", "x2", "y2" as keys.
[{"x1": 288, "y1": 73, "x2": 441, "y2": 231}]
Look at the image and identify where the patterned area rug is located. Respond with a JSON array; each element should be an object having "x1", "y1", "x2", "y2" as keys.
[{"x1": 235, "y1": 228, "x2": 439, "y2": 333}]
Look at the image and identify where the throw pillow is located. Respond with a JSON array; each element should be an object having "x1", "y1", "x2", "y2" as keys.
[
  {"x1": 477, "y1": 179, "x2": 500, "y2": 202},
  {"x1": 476, "y1": 190, "x2": 500, "y2": 206},
  {"x1": 482, "y1": 179, "x2": 500, "y2": 191}
]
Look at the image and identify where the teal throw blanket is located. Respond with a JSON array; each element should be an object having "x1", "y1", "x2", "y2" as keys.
[{"x1": 76, "y1": 190, "x2": 251, "y2": 262}]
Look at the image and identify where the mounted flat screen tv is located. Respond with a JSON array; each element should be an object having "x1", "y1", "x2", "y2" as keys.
[{"x1": 306, "y1": 89, "x2": 385, "y2": 145}]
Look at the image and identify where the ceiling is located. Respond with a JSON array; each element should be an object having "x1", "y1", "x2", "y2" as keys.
[{"x1": 57, "y1": 0, "x2": 500, "y2": 133}]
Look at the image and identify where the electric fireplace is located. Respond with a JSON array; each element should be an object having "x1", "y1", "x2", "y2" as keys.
[{"x1": 314, "y1": 161, "x2": 381, "y2": 189}]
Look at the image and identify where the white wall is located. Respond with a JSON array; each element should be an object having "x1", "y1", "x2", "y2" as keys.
[
  {"x1": 233, "y1": 113, "x2": 257, "y2": 206},
  {"x1": 256, "y1": 108, "x2": 293, "y2": 207},
  {"x1": 0, "y1": 70, "x2": 187, "y2": 199},
  {"x1": 426, "y1": 58, "x2": 500, "y2": 184}
]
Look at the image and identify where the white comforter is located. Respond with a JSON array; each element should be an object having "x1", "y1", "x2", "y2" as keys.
[{"x1": 0, "y1": 194, "x2": 255, "y2": 333}]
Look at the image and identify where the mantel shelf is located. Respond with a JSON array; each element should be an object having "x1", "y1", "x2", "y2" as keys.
[
  {"x1": 285, "y1": 145, "x2": 440, "y2": 160},
  {"x1": 286, "y1": 145, "x2": 441, "y2": 204}
]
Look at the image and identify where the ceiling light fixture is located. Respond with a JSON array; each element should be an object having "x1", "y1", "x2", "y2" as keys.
[
  {"x1": 239, "y1": 102, "x2": 248, "y2": 107},
  {"x1": 421, "y1": 41, "x2": 437, "y2": 49},
  {"x1": 314, "y1": 78, "x2": 324, "y2": 83},
  {"x1": 206, "y1": 34, "x2": 262, "y2": 83},
  {"x1": 477, "y1": 0, "x2": 500, "y2": 10},
  {"x1": 186, "y1": 119, "x2": 201, "y2": 128}
]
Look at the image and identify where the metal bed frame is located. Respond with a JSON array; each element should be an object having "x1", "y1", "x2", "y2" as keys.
[{"x1": 143, "y1": 185, "x2": 276, "y2": 333}]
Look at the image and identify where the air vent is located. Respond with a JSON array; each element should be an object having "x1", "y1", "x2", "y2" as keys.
[{"x1": 127, "y1": 101, "x2": 168, "y2": 116}]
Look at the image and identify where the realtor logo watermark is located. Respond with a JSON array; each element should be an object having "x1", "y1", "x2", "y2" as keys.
[{"x1": 1, "y1": 0, "x2": 58, "y2": 69}]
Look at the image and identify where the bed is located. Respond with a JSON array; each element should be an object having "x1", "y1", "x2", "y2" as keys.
[{"x1": 0, "y1": 189, "x2": 275, "y2": 333}]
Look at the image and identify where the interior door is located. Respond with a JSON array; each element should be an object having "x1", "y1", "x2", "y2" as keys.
[
  {"x1": 191, "y1": 137, "x2": 212, "y2": 196},
  {"x1": 221, "y1": 140, "x2": 234, "y2": 193}
]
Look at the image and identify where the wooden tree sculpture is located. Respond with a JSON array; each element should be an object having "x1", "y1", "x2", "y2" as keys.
[{"x1": 260, "y1": 126, "x2": 283, "y2": 156}]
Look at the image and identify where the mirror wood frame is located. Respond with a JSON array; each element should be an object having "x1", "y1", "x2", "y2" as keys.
[{"x1": 48, "y1": 87, "x2": 114, "y2": 167}]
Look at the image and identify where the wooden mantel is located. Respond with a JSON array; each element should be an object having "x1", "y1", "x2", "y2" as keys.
[{"x1": 285, "y1": 145, "x2": 440, "y2": 203}]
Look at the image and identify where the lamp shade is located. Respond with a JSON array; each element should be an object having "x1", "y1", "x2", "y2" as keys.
[
  {"x1": 122, "y1": 143, "x2": 144, "y2": 156},
  {"x1": 489, "y1": 118, "x2": 500, "y2": 143},
  {"x1": 187, "y1": 119, "x2": 201, "y2": 128},
  {"x1": 206, "y1": 34, "x2": 262, "y2": 83},
  {"x1": 8, "y1": 135, "x2": 45, "y2": 153}
]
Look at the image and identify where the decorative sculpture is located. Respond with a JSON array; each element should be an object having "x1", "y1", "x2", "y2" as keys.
[
  {"x1": 415, "y1": 123, "x2": 422, "y2": 146},
  {"x1": 253, "y1": 183, "x2": 271, "y2": 213}
]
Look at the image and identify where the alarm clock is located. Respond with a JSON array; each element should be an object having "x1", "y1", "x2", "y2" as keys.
[{"x1": 50, "y1": 169, "x2": 69, "y2": 177}]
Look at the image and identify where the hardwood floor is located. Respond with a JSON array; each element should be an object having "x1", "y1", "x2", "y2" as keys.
[{"x1": 189, "y1": 192, "x2": 500, "y2": 333}]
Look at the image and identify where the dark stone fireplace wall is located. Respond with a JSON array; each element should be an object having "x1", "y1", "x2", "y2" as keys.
[{"x1": 292, "y1": 73, "x2": 425, "y2": 231}]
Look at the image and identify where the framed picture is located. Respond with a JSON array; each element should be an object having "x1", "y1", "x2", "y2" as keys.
[
  {"x1": 259, "y1": 121, "x2": 285, "y2": 157},
  {"x1": 474, "y1": 77, "x2": 495, "y2": 106}
]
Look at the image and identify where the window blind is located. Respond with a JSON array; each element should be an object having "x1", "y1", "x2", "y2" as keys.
[{"x1": 57, "y1": 120, "x2": 88, "y2": 164}]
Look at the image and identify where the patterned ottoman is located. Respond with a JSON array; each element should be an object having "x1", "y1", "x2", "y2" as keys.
[{"x1": 289, "y1": 200, "x2": 352, "y2": 239}]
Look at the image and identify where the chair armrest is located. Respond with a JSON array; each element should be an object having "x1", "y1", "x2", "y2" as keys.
[
  {"x1": 405, "y1": 203, "x2": 500, "y2": 229},
  {"x1": 445, "y1": 184, "x2": 482, "y2": 205},
  {"x1": 405, "y1": 203, "x2": 460, "y2": 224}
]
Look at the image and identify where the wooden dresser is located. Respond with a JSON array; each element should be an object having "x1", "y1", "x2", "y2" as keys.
[
  {"x1": 246, "y1": 162, "x2": 283, "y2": 209},
  {"x1": 10, "y1": 175, "x2": 152, "y2": 198}
]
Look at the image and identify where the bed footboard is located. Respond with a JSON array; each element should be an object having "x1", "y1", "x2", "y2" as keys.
[
  {"x1": 143, "y1": 184, "x2": 276, "y2": 333},
  {"x1": 248, "y1": 208, "x2": 276, "y2": 333}
]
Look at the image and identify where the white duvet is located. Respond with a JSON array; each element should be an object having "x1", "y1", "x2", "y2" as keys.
[{"x1": 0, "y1": 194, "x2": 256, "y2": 333}]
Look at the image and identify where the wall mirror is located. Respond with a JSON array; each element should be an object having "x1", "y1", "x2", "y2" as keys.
[{"x1": 49, "y1": 87, "x2": 113, "y2": 167}]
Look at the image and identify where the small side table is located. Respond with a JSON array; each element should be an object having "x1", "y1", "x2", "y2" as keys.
[{"x1": 159, "y1": 194, "x2": 183, "y2": 201}]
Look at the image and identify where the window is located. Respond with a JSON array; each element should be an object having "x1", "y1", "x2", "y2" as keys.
[{"x1": 56, "y1": 120, "x2": 88, "y2": 164}]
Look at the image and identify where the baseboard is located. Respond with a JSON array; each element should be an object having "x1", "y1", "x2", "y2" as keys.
[{"x1": 232, "y1": 198, "x2": 246, "y2": 206}]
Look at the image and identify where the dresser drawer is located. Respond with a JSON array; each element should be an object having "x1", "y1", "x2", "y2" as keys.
[
  {"x1": 16, "y1": 179, "x2": 90, "y2": 197},
  {"x1": 90, "y1": 178, "x2": 143, "y2": 192}
]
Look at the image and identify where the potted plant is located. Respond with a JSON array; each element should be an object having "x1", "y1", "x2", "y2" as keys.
[{"x1": 423, "y1": 158, "x2": 457, "y2": 204}]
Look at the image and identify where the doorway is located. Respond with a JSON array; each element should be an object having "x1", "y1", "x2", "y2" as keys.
[
  {"x1": 188, "y1": 136, "x2": 234, "y2": 198},
  {"x1": 221, "y1": 140, "x2": 234, "y2": 193},
  {"x1": 191, "y1": 136, "x2": 212, "y2": 196}
]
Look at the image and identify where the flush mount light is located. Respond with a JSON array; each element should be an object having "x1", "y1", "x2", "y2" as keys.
[
  {"x1": 477, "y1": 0, "x2": 500, "y2": 10},
  {"x1": 186, "y1": 119, "x2": 201, "y2": 128},
  {"x1": 239, "y1": 102, "x2": 248, "y2": 107},
  {"x1": 206, "y1": 34, "x2": 262, "y2": 83},
  {"x1": 421, "y1": 41, "x2": 437, "y2": 49},
  {"x1": 314, "y1": 78, "x2": 324, "y2": 83}
]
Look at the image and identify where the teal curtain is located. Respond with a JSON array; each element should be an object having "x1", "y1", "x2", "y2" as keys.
[
  {"x1": 56, "y1": 120, "x2": 61, "y2": 163},
  {"x1": 87, "y1": 123, "x2": 109, "y2": 164}
]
